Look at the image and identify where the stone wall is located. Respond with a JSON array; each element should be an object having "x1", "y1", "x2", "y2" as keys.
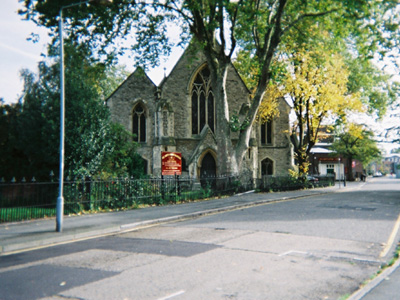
[
  {"x1": 256, "y1": 98, "x2": 293, "y2": 175},
  {"x1": 107, "y1": 68, "x2": 157, "y2": 173}
]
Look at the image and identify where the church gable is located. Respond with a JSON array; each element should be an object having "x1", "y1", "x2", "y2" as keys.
[
  {"x1": 159, "y1": 47, "x2": 206, "y2": 139},
  {"x1": 107, "y1": 67, "x2": 157, "y2": 144},
  {"x1": 160, "y1": 46, "x2": 250, "y2": 140},
  {"x1": 107, "y1": 67, "x2": 156, "y2": 106}
]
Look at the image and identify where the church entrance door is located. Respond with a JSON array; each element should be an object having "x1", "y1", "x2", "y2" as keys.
[{"x1": 200, "y1": 153, "x2": 216, "y2": 188}]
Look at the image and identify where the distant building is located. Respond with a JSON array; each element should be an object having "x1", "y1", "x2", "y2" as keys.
[
  {"x1": 308, "y1": 127, "x2": 364, "y2": 180},
  {"x1": 384, "y1": 154, "x2": 400, "y2": 176},
  {"x1": 107, "y1": 45, "x2": 294, "y2": 181}
]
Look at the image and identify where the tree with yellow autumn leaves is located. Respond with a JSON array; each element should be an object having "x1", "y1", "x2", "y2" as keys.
[{"x1": 279, "y1": 48, "x2": 364, "y2": 177}]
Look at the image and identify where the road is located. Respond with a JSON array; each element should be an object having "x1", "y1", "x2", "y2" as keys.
[{"x1": 1, "y1": 177, "x2": 399, "y2": 300}]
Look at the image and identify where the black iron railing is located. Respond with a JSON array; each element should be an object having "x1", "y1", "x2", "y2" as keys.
[
  {"x1": 0, "y1": 175, "x2": 245, "y2": 223},
  {"x1": 0, "y1": 174, "x2": 334, "y2": 223},
  {"x1": 259, "y1": 174, "x2": 335, "y2": 192}
]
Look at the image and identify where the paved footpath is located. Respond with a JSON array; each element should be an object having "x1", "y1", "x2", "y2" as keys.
[
  {"x1": 0, "y1": 186, "x2": 338, "y2": 255},
  {"x1": 1, "y1": 181, "x2": 399, "y2": 300}
]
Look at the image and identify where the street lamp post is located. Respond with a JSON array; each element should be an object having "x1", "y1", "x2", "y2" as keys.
[
  {"x1": 56, "y1": 0, "x2": 113, "y2": 232},
  {"x1": 338, "y1": 157, "x2": 341, "y2": 189}
]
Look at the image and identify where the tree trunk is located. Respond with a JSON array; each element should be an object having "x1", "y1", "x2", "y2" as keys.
[
  {"x1": 346, "y1": 156, "x2": 354, "y2": 181},
  {"x1": 208, "y1": 58, "x2": 239, "y2": 176},
  {"x1": 196, "y1": 0, "x2": 286, "y2": 177}
]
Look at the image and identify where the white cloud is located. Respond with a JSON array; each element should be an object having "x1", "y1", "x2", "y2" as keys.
[
  {"x1": 0, "y1": 42, "x2": 43, "y2": 61},
  {"x1": 0, "y1": 1, "x2": 50, "y2": 104}
]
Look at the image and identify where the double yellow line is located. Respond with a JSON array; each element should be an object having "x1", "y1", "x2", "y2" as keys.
[{"x1": 380, "y1": 213, "x2": 400, "y2": 258}]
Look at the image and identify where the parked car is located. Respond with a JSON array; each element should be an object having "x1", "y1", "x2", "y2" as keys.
[{"x1": 306, "y1": 175, "x2": 319, "y2": 183}]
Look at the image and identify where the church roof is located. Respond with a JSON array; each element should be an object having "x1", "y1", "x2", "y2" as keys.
[{"x1": 105, "y1": 67, "x2": 156, "y2": 103}]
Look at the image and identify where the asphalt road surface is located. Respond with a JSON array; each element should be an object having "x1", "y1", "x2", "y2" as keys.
[{"x1": 1, "y1": 177, "x2": 399, "y2": 300}]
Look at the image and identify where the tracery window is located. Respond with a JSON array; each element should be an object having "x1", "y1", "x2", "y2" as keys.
[
  {"x1": 162, "y1": 109, "x2": 168, "y2": 136},
  {"x1": 132, "y1": 103, "x2": 146, "y2": 142},
  {"x1": 191, "y1": 66, "x2": 215, "y2": 134}
]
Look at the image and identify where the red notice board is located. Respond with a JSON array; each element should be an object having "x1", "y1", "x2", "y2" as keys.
[{"x1": 161, "y1": 152, "x2": 182, "y2": 176}]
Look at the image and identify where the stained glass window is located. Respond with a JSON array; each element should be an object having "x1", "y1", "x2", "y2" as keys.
[{"x1": 191, "y1": 66, "x2": 215, "y2": 134}]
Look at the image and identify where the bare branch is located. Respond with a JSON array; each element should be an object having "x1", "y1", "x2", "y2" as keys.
[
  {"x1": 227, "y1": 0, "x2": 244, "y2": 58},
  {"x1": 282, "y1": 9, "x2": 339, "y2": 36}
]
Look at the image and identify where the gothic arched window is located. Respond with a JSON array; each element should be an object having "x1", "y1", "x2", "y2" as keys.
[
  {"x1": 261, "y1": 158, "x2": 274, "y2": 176},
  {"x1": 261, "y1": 120, "x2": 273, "y2": 145},
  {"x1": 191, "y1": 66, "x2": 215, "y2": 135},
  {"x1": 132, "y1": 103, "x2": 146, "y2": 142}
]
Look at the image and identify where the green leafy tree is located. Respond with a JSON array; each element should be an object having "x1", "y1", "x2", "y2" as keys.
[
  {"x1": 332, "y1": 123, "x2": 381, "y2": 181},
  {"x1": 391, "y1": 148, "x2": 400, "y2": 154},
  {"x1": 0, "y1": 100, "x2": 26, "y2": 181},
  {"x1": 0, "y1": 42, "x2": 139, "y2": 181},
  {"x1": 384, "y1": 95, "x2": 400, "y2": 147},
  {"x1": 20, "y1": 0, "x2": 400, "y2": 176},
  {"x1": 0, "y1": 66, "x2": 60, "y2": 181},
  {"x1": 102, "y1": 123, "x2": 146, "y2": 179},
  {"x1": 345, "y1": 56, "x2": 400, "y2": 120}
]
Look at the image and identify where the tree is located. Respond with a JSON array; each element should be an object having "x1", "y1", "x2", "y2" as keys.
[
  {"x1": 20, "y1": 0, "x2": 400, "y2": 176},
  {"x1": 345, "y1": 55, "x2": 400, "y2": 120},
  {"x1": 384, "y1": 94, "x2": 400, "y2": 147},
  {"x1": 0, "y1": 100, "x2": 25, "y2": 180},
  {"x1": 234, "y1": 3, "x2": 399, "y2": 177},
  {"x1": 331, "y1": 123, "x2": 381, "y2": 181},
  {"x1": 276, "y1": 48, "x2": 364, "y2": 177},
  {"x1": 0, "y1": 42, "x2": 139, "y2": 181},
  {"x1": 391, "y1": 148, "x2": 400, "y2": 154}
]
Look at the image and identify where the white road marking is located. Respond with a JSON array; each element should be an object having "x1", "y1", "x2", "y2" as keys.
[
  {"x1": 278, "y1": 250, "x2": 309, "y2": 257},
  {"x1": 380, "y1": 212, "x2": 400, "y2": 258},
  {"x1": 157, "y1": 290, "x2": 185, "y2": 300}
]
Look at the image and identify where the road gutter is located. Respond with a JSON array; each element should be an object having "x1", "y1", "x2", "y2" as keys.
[{"x1": 380, "y1": 212, "x2": 400, "y2": 258}]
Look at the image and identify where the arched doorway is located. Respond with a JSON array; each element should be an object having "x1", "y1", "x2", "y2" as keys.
[{"x1": 200, "y1": 152, "x2": 216, "y2": 188}]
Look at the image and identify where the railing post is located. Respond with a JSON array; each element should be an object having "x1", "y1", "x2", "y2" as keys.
[{"x1": 161, "y1": 175, "x2": 165, "y2": 204}]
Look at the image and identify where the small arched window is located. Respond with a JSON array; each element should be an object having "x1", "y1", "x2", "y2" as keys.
[
  {"x1": 191, "y1": 66, "x2": 215, "y2": 134},
  {"x1": 133, "y1": 103, "x2": 146, "y2": 142},
  {"x1": 261, "y1": 158, "x2": 274, "y2": 176}
]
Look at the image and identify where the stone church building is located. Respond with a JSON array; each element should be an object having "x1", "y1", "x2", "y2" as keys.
[{"x1": 107, "y1": 46, "x2": 293, "y2": 181}]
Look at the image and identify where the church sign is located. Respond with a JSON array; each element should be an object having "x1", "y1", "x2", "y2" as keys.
[
  {"x1": 319, "y1": 157, "x2": 339, "y2": 162},
  {"x1": 161, "y1": 152, "x2": 182, "y2": 176}
]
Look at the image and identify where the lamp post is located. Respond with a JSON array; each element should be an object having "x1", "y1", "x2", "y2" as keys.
[
  {"x1": 338, "y1": 156, "x2": 341, "y2": 189},
  {"x1": 56, "y1": 0, "x2": 113, "y2": 232}
]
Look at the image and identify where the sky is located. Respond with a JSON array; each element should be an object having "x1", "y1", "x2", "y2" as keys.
[{"x1": 0, "y1": 1, "x2": 50, "y2": 104}]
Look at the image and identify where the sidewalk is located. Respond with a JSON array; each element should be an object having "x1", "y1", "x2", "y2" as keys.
[
  {"x1": 0, "y1": 186, "x2": 338, "y2": 255},
  {"x1": 1, "y1": 181, "x2": 398, "y2": 300}
]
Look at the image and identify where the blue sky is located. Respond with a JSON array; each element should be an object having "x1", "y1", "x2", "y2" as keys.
[{"x1": 0, "y1": 1, "x2": 50, "y2": 104}]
